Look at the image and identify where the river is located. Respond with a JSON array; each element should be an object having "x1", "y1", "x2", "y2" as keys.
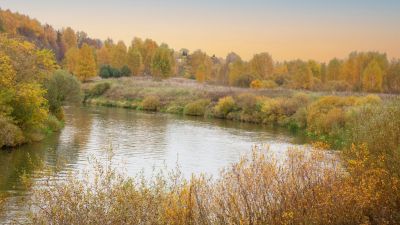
[{"x1": 0, "y1": 106, "x2": 307, "y2": 223}]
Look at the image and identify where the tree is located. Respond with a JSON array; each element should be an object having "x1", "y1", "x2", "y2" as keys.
[
  {"x1": 228, "y1": 60, "x2": 253, "y2": 87},
  {"x1": 127, "y1": 47, "x2": 143, "y2": 75},
  {"x1": 151, "y1": 46, "x2": 173, "y2": 79},
  {"x1": 327, "y1": 58, "x2": 342, "y2": 81},
  {"x1": 141, "y1": 39, "x2": 158, "y2": 74},
  {"x1": 308, "y1": 60, "x2": 321, "y2": 80},
  {"x1": 44, "y1": 70, "x2": 81, "y2": 118},
  {"x1": 76, "y1": 44, "x2": 97, "y2": 81},
  {"x1": 110, "y1": 41, "x2": 127, "y2": 69},
  {"x1": 120, "y1": 65, "x2": 132, "y2": 77},
  {"x1": 0, "y1": 52, "x2": 16, "y2": 88},
  {"x1": 64, "y1": 47, "x2": 79, "y2": 74},
  {"x1": 291, "y1": 61, "x2": 313, "y2": 90},
  {"x1": 362, "y1": 60, "x2": 383, "y2": 92},
  {"x1": 385, "y1": 59, "x2": 400, "y2": 93},
  {"x1": 249, "y1": 52, "x2": 274, "y2": 80},
  {"x1": 62, "y1": 27, "x2": 77, "y2": 50},
  {"x1": 189, "y1": 50, "x2": 212, "y2": 81},
  {"x1": 12, "y1": 83, "x2": 48, "y2": 130},
  {"x1": 97, "y1": 45, "x2": 112, "y2": 68},
  {"x1": 196, "y1": 65, "x2": 206, "y2": 83}
]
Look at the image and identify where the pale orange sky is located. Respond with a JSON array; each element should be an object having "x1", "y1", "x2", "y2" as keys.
[{"x1": 1, "y1": 0, "x2": 400, "y2": 62}]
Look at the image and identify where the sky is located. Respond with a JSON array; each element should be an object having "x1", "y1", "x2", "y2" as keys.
[{"x1": 1, "y1": 0, "x2": 399, "y2": 62}]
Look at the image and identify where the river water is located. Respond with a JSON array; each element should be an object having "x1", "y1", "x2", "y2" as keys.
[{"x1": 0, "y1": 106, "x2": 307, "y2": 223}]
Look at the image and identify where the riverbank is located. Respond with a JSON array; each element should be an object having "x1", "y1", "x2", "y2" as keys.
[{"x1": 83, "y1": 77, "x2": 395, "y2": 148}]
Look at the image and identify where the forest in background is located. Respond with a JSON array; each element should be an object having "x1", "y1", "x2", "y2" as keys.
[{"x1": 1, "y1": 8, "x2": 400, "y2": 93}]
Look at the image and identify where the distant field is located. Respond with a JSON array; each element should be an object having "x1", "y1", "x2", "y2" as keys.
[{"x1": 83, "y1": 76, "x2": 399, "y2": 101}]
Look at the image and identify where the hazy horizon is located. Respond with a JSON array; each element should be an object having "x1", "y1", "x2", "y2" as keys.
[{"x1": 1, "y1": 0, "x2": 400, "y2": 62}]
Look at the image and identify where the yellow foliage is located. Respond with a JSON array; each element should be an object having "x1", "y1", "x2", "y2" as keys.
[
  {"x1": 12, "y1": 83, "x2": 48, "y2": 130},
  {"x1": 0, "y1": 52, "x2": 16, "y2": 88},
  {"x1": 76, "y1": 44, "x2": 97, "y2": 81},
  {"x1": 214, "y1": 96, "x2": 236, "y2": 117},
  {"x1": 250, "y1": 79, "x2": 262, "y2": 89}
]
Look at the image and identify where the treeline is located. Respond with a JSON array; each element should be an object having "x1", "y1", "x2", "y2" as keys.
[{"x1": 1, "y1": 8, "x2": 400, "y2": 93}]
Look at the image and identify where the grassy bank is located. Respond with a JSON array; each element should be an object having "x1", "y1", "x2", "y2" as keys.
[{"x1": 83, "y1": 77, "x2": 396, "y2": 148}]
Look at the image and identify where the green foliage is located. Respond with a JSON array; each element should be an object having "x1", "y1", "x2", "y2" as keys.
[
  {"x1": 11, "y1": 83, "x2": 48, "y2": 131},
  {"x1": 99, "y1": 64, "x2": 122, "y2": 78},
  {"x1": 151, "y1": 46, "x2": 173, "y2": 79},
  {"x1": 183, "y1": 99, "x2": 210, "y2": 116},
  {"x1": 44, "y1": 69, "x2": 81, "y2": 118},
  {"x1": 88, "y1": 82, "x2": 111, "y2": 97},
  {"x1": 141, "y1": 95, "x2": 160, "y2": 111},
  {"x1": 120, "y1": 65, "x2": 132, "y2": 77},
  {"x1": 347, "y1": 101, "x2": 400, "y2": 175},
  {"x1": 44, "y1": 114, "x2": 63, "y2": 133},
  {"x1": 306, "y1": 95, "x2": 381, "y2": 141},
  {"x1": 214, "y1": 96, "x2": 236, "y2": 118}
]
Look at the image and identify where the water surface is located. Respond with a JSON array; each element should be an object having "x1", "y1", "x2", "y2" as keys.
[{"x1": 0, "y1": 106, "x2": 307, "y2": 223}]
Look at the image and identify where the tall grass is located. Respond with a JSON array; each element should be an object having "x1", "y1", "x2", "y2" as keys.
[{"x1": 28, "y1": 143, "x2": 400, "y2": 224}]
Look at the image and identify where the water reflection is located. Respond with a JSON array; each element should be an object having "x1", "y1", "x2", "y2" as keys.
[{"x1": 0, "y1": 106, "x2": 307, "y2": 222}]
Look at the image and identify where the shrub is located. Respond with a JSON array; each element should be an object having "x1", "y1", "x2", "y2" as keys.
[
  {"x1": 165, "y1": 104, "x2": 184, "y2": 114},
  {"x1": 120, "y1": 65, "x2": 132, "y2": 77},
  {"x1": 214, "y1": 96, "x2": 236, "y2": 118},
  {"x1": 141, "y1": 95, "x2": 161, "y2": 111},
  {"x1": 347, "y1": 101, "x2": 400, "y2": 175},
  {"x1": 45, "y1": 70, "x2": 81, "y2": 116},
  {"x1": 88, "y1": 82, "x2": 111, "y2": 97},
  {"x1": 45, "y1": 115, "x2": 63, "y2": 133},
  {"x1": 183, "y1": 99, "x2": 210, "y2": 116},
  {"x1": 262, "y1": 80, "x2": 278, "y2": 89},
  {"x1": 323, "y1": 80, "x2": 352, "y2": 92},
  {"x1": 0, "y1": 116, "x2": 24, "y2": 148},
  {"x1": 250, "y1": 79, "x2": 263, "y2": 89},
  {"x1": 99, "y1": 65, "x2": 122, "y2": 78},
  {"x1": 99, "y1": 65, "x2": 112, "y2": 78},
  {"x1": 29, "y1": 145, "x2": 400, "y2": 224},
  {"x1": 235, "y1": 93, "x2": 260, "y2": 114}
]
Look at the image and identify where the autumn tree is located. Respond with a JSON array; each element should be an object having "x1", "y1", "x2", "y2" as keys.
[
  {"x1": 110, "y1": 41, "x2": 128, "y2": 69},
  {"x1": 140, "y1": 39, "x2": 158, "y2": 74},
  {"x1": 196, "y1": 65, "x2": 206, "y2": 83},
  {"x1": 127, "y1": 46, "x2": 143, "y2": 75},
  {"x1": 62, "y1": 27, "x2": 77, "y2": 50},
  {"x1": 151, "y1": 46, "x2": 174, "y2": 79},
  {"x1": 76, "y1": 43, "x2": 97, "y2": 81},
  {"x1": 189, "y1": 50, "x2": 212, "y2": 81},
  {"x1": 249, "y1": 52, "x2": 274, "y2": 80},
  {"x1": 307, "y1": 60, "x2": 321, "y2": 80},
  {"x1": 385, "y1": 59, "x2": 400, "y2": 93},
  {"x1": 96, "y1": 45, "x2": 112, "y2": 68},
  {"x1": 327, "y1": 58, "x2": 342, "y2": 81},
  {"x1": 362, "y1": 60, "x2": 383, "y2": 92},
  {"x1": 289, "y1": 61, "x2": 313, "y2": 90},
  {"x1": 228, "y1": 60, "x2": 253, "y2": 87},
  {"x1": 64, "y1": 47, "x2": 80, "y2": 74}
]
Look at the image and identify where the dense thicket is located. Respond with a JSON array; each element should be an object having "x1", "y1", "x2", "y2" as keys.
[
  {"x1": 2, "y1": 8, "x2": 399, "y2": 92},
  {"x1": 0, "y1": 34, "x2": 80, "y2": 148}
]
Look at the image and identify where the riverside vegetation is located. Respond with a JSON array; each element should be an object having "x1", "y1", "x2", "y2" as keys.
[{"x1": 83, "y1": 77, "x2": 390, "y2": 148}]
